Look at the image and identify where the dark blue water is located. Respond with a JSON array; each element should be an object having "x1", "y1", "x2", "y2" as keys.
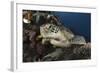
[{"x1": 53, "y1": 12, "x2": 91, "y2": 42}]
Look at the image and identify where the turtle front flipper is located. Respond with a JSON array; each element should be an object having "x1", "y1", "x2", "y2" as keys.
[{"x1": 50, "y1": 39, "x2": 71, "y2": 48}]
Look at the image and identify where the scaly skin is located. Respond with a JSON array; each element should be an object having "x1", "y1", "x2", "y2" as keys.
[{"x1": 39, "y1": 23, "x2": 74, "y2": 47}]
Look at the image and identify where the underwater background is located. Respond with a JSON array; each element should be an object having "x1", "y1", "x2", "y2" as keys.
[{"x1": 53, "y1": 12, "x2": 91, "y2": 42}]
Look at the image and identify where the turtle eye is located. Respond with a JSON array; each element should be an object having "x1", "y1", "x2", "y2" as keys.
[{"x1": 49, "y1": 25, "x2": 52, "y2": 29}]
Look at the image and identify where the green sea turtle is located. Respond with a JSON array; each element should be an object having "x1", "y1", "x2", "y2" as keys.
[{"x1": 39, "y1": 23, "x2": 86, "y2": 48}]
